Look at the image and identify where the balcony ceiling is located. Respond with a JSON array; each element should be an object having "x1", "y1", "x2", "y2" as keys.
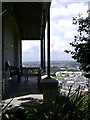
[{"x1": 12, "y1": 2, "x2": 50, "y2": 40}]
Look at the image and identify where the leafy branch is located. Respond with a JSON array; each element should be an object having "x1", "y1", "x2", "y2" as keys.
[{"x1": 65, "y1": 14, "x2": 90, "y2": 74}]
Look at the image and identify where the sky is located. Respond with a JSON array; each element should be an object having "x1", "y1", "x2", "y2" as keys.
[{"x1": 22, "y1": 0, "x2": 88, "y2": 62}]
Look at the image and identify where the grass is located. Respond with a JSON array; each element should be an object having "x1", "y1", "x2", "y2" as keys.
[{"x1": 53, "y1": 76, "x2": 69, "y2": 80}]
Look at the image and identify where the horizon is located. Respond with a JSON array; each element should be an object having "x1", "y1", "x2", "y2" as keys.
[{"x1": 22, "y1": 59, "x2": 77, "y2": 63}]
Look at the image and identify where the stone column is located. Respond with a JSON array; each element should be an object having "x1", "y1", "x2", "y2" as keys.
[{"x1": 40, "y1": 77, "x2": 58, "y2": 109}]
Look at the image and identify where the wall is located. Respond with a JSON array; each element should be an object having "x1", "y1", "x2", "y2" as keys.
[{"x1": 3, "y1": 13, "x2": 20, "y2": 71}]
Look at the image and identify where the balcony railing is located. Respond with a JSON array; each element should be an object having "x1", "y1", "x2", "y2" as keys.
[{"x1": 21, "y1": 67, "x2": 42, "y2": 84}]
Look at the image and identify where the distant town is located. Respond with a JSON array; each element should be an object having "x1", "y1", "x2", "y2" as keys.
[{"x1": 23, "y1": 60, "x2": 90, "y2": 95}]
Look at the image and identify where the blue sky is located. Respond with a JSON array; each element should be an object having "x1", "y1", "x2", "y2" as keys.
[{"x1": 22, "y1": 0, "x2": 88, "y2": 62}]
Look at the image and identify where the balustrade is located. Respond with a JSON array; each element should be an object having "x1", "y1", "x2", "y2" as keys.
[{"x1": 21, "y1": 67, "x2": 42, "y2": 85}]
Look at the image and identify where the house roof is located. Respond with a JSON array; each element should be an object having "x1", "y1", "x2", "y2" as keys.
[{"x1": 12, "y1": 2, "x2": 50, "y2": 40}]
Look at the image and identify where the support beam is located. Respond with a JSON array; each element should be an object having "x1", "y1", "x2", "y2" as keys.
[
  {"x1": 43, "y1": 10, "x2": 46, "y2": 72},
  {"x1": 43, "y1": 34, "x2": 45, "y2": 72},
  {"x1": 40, "y1": 4, "x2": 59, "y2": 110},
  {"x1": 20, "y1": 40, "x2": 22, "y2": 70},
  {"x1": 41, "y1": 39, "x2": 43, "y2": 69},
  {"x1": 47, "y1": 7, "x2": 50, "y2": 78},
  {"x1": 0, "y1": 2, "x2": 2, "y2": 112},
  {"x1": 2, "y1": 13, "x2": 4, "y2": 71}
]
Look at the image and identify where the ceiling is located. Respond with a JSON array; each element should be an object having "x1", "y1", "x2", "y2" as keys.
[{"x1": 12, "y1": 2, "x2": 50, "y2": 40}]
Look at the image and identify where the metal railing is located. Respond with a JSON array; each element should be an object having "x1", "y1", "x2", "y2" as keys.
[{"x1": 21, "y1": 67, "x2": 42, "y2": 84}]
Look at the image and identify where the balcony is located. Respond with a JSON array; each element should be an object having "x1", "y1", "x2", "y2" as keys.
[
  {"x1": 2, "y1": 2, "x2": 51, "y2": 100},
  {"x1": 2, "y1": 71, "x2": 42, "y2": 100}
]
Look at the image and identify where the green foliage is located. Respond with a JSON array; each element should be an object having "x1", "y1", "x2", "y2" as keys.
[
  {"x1": 2, "y1": 86, "x2": 90, "y2": 120},
  {"x1": 52, "y1": 86, "x2": 90, "y2": 120},
  {"x1": 65, "y1": 14, "x2": 90, "y2": 73}
]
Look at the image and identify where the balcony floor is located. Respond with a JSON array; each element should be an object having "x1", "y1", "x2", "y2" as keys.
[{"x1": 3, "y1": 75, "x2": 42, "y2": 100}]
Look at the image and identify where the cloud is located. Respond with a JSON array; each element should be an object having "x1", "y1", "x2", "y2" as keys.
[
  {"x1": 50, "y1": 1, "x2": 88, "y2": 60},
  {"x1": 22, "y1": 51, "x2": 40, "y2": 62},
  {"x1": 22, "y1": 40, "x2": 40, "y2": 52},
  {"x1": 22, "y1": 1, "x2": 88, "y2": 62},
  {"x1": 54, "y1": 0, "x2": 90, "y2": 3},
  {"x1": 51, "y1": 50, "x2": 73, "y2": 61},
  {"x1": 49, "y1": 1, "x2": 88, "y2": 61},
  {"x1": 51, "y1": 2, "x2": 88, "y2": 20},
  {"x1": 50, "y1": 35, "x2": 66, "y2": 52},
  {"x1": 22, "y1": 40, "x2": 40, "y2": 62},
  {"x1": 64, "y1": 30, "x2": 78, "y2": 40}
]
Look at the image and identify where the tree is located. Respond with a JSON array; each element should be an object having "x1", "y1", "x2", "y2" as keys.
[{"x1": 65, "y1": 14, "x2": 90, "y2": 75}]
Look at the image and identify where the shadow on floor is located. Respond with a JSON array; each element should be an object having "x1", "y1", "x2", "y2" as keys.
[
  {"x1": 2, "y1": 94, "x2": 43, "y2": 120},
  {"x1": 3, "y1": 75, "x2": 42, "y2": 100}
]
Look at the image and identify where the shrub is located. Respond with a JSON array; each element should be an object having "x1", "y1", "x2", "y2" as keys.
[{"x1": 2, "y1": 86, "x2": 90, "y2": 120}]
